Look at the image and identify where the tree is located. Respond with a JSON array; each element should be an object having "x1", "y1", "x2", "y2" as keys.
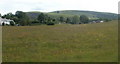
[
  {"x1": 80, "y1": 15, "x2": 89, "y2": 24},
  {"x1": 15, "y1": 11, "x2": 30, "y2": 26},
  {"x1": 2, "y1": 13, "x2": 14, "y2": 19},
  {"x1": 46, "y1": 20, "x2": 55, "y2": 25},
  {"x1": 99, "y1": 18, "x2": 111, "y2": 22},
  {"x1": 51, "y1": 17, "x2": 55, "y2": 21},
  {"x1": 12, "y1": 16, "x2": 19, "y2": 24},
  {"x1": 46, "y1": 17, "x2": 55, "y2": 25},
  {"x1": 37, "y1": 13, "x2": 46, "y2": 24},
  {"x1": 10, "y1": 21, "x2": 15, "y2": 26},
  {"x1": 72, "y1": 15, "x2": 80, "y2": 24},
  {"x1": 2, "y1": 13, "x2": 19, "y2": 24},
  {"x1": 59, "y1": 16, "x2": 65, "y2": 23},
  {"x1": 15, "y1": 11, "x2": 26, "y2": 18},
  {"x1": 47, "y1": 17, "x2": 51, "y2": 22},
  {"x1": 66, "y1": 17, "x2": 71, "y2": 24}
]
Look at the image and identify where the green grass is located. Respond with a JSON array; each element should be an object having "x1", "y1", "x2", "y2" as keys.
[{"x1": 2, "y1": 21, "x2": 118, "y2": 62}]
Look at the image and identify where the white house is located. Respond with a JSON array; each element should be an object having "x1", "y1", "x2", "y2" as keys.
[
  {"x1": 90, "y1": 20, "x2": 104, "y2": 24},
  {"x1": 100, "y1": 21, "x2": 104, "y2": 23},
  {"x1": 0, "y1": 17, "x2": 15, "y2": 26}
]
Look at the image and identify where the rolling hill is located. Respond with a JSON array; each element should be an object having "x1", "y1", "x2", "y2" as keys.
[
  {"x1": 26, "y1": 10, "x2": 118, "y2": 20},
  {"x1": 51, "y1": 10, "x2": 117, "y2": 19}
]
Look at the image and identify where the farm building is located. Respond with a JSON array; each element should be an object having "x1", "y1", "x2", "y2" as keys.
[
  {"x1": 89, "y1": 20, "x2": 104, "y2": 24},
  {"x1": 0, "y1": 17, "x2": 15, "y2": 26}
]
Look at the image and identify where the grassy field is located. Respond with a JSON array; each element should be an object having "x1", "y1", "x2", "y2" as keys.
[{"x1": 2, "y1": 21, "x2": 118, "y2": 62}]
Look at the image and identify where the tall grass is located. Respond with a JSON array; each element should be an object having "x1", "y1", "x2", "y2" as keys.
[{"x1": 2, "y1": 21, "x2": 118, "y2": 62}]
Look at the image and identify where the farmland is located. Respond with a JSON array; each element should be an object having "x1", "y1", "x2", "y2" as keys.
[{"x1": 2, "y1": 21, "x2": 118, "y2": 62}]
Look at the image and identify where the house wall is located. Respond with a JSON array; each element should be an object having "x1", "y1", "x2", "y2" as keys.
[{"x1": 0, "y1": 17, "x2": 15, "y2": 26}]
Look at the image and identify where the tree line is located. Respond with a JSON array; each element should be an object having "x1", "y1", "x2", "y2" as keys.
[{"x1": 0, "y1": 11, "x2": 90, "y2": 26}]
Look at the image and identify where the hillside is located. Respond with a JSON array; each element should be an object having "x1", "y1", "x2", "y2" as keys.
[
  {"x1": 26, "y1": 10, "x2": 118, "y2": 20},
  {"x1": 26, "y1": 11, "x2": 74, "y2": 20},
  {"x1": 51, "y1": 10, "x2": 118, "y2": 19}
]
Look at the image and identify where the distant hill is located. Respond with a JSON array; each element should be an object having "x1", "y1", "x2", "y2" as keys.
[
  {"x1": 26, "y1": 10, "x2": 118, "y2": 20},
  {"x1": 51, "y1": 10, "x2": 118, "y2": 20},
  {"x1": 26, "y1": 11, "x2": 74, "y2": 20},
  {"x1": 26, "y1": 12, "x2": 42, "y2": 20}
]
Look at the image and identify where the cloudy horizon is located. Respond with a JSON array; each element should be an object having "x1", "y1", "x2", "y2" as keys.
[{"x1": 0, "y1": 0, "x2": 119, "y2": 15}]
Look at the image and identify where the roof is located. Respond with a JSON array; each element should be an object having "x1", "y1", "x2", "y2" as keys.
[{"x1": 0, "y1": 17, "x2": 14, "y2": 22}]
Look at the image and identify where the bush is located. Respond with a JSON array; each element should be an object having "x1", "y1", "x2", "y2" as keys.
[
  {"x1": 80, "y1": 15, "x2": 89, "y2": 24},
  {"x1": 10, "y1": 21, "x2": 15, "y2": 26},
  {"x1": 31, "y1": 20, "x2": 39, "y2": 24},
  {"x1": 46, "y1": 22, "x2": 55, "y2": 25}
]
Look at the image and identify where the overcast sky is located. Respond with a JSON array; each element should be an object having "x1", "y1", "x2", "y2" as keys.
[{"x1": 0, "y1": 0, "x2": 119, "y2": 15}]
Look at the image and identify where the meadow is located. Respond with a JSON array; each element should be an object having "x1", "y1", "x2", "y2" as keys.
[{"x1": 2, "y1": 21, "x2": 118, "y2": 62}]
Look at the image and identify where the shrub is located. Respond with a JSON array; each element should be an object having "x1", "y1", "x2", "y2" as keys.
[
  {"x1": 10, "y1": 21, "x2": 15, "y2": 26},
  {"x1": 46, "y1": 21, "x2": 55, "y2": 25}
]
